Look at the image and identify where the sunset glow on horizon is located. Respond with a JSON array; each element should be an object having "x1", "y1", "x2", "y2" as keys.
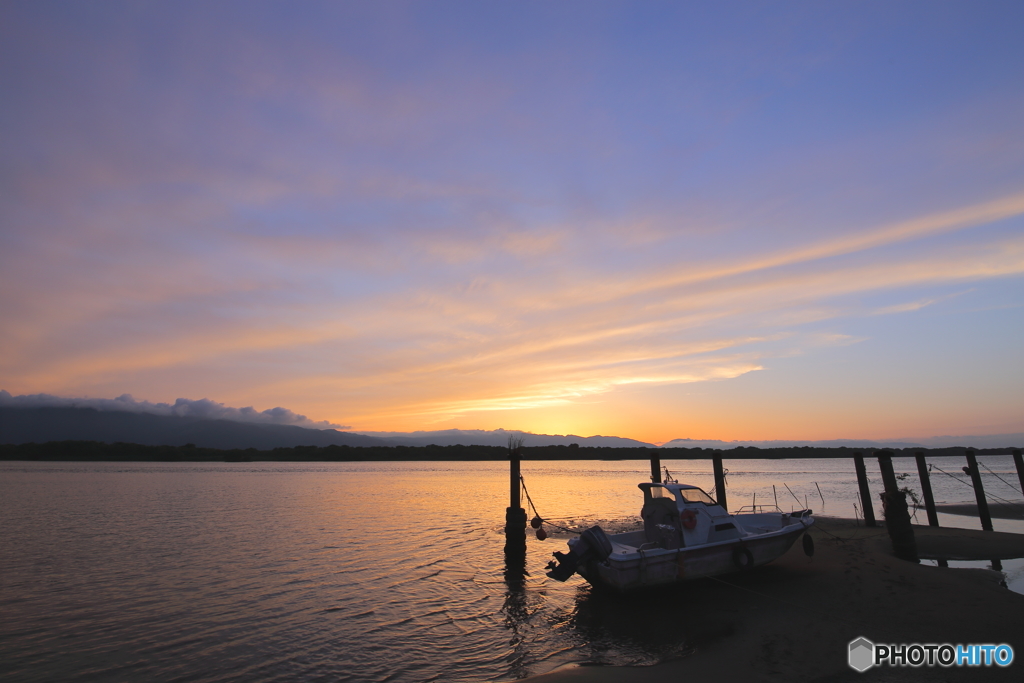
[{"x1": 2, "y1": 2, "x2": 1022, "y2": 444}]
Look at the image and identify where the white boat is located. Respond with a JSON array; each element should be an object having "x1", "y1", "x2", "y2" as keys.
[{"x1": 545, "y1": 482, "x2": 814, "y2": 591}]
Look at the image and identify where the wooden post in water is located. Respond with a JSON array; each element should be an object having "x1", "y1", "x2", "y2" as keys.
[
  {"x1": 963, "y1": 449, "x2": 993, "y2": 532},
  {"x1": 877, "y1": 450, "x2": 917, "y2": 562},
  {"x1": 1013, "y1": 449, "x2": 1024, "y2": 500},
  {"x1": 876, "y1": 450, "x2": 899, "y2": 493},
  {"x1": 712, "y1": 454, "x2": 728, "y2": 512},
  {"x1": 914, "y1": 451, "x2": 940, "y2": 527},
  {"x1": 914, "y1": 450, "x2": 946, "y2": 566},
  {"x1": 510, "y1": 449, "x2": 521, "y2": 511},
  {"x1": 504, "y1": 436, "x2": 527, "y2": 557},
  {"x1": 650, "y1": 455, "x2": 662, "y2": 484},
  {"x1": 853, "y1": 452, "x2": 876, "y2": 527}
]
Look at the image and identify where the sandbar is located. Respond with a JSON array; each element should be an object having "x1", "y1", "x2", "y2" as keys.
[{"x1": 932, "y1": 501, "x2": 1024, "y2": 521}]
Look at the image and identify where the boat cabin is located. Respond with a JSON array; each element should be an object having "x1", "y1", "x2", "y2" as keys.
[{"x1": 638, "y1": 482, "x2": 741, "y2": 548}]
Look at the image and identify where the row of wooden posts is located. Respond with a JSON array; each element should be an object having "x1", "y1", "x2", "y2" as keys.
[
  {"x1": 504, "y1": 445, "x2": 1024, "y2": 560},
  {"x1": 861, "y1": 448, "x2": 1024, "y2": 533}
]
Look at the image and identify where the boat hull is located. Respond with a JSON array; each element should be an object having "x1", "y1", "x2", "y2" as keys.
[{"x1": 578, "y1": 519, "x2": 812, "y2": 592}]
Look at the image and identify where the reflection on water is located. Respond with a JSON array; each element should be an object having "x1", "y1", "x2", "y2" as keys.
[
  {"x1": 1, "y1": 457, "x2": 1021, "y2": 682},
  {"x1": 567, "y1": 584, "x2": 698, "y2": 666},
  {"x1": 920, "y1": 557, "x2": 1024, "y2": 595},
  {"x1": 501, "y1": 549, "x2": 530, "y2": 678}
]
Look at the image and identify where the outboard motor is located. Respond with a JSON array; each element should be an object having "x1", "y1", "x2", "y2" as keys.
[{"x1": 545, "y1": 526, "x2": 613, "y2": 581}]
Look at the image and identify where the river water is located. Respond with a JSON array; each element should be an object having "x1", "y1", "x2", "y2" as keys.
[{"x1": 1, "y1": 456, "x2": 1022, "y2": 682}]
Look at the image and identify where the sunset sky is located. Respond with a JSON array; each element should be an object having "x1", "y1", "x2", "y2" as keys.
[{"x1": 2, "y1": 2, "x2": 1022, "y2": 444}]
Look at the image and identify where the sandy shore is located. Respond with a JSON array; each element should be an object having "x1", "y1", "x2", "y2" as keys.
[
  {"x1": 914, "y1": 523, "x2": 1024, "y2": 561},
  {"x1": 524, "y1": 518, "x2": 1024, "y2": 682}
]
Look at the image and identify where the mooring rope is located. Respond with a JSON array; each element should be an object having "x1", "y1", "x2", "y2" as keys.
[
  {"x1": 811, "y1": 524, "x2": 866, "y2": 543},
  {"x1": 519, "y1": 475, "x2": 581, "y2": 534},
  {"x1": 929, "y1": 463, "x2": 975, "y2": 489},
  {"x1": 979, "y1": 461, "x2": 1023, "y2": 496},
  {"x1": 929, "y1": 463, "x2": 1024, "y2": 510}
]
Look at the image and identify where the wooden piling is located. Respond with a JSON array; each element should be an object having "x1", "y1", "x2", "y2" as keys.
[
  {"x1": 914, "y1": 451, "x2": 939, "y2": 527},
  {"x1": 1013, "y1": 449, "x2": 1024, "y2": 500},
  {"x1": 650, "y1": 456, "x2": 662, "y2": 484},
  {"x1": 877, "y1": 450, "x2": 917, "y2": 562},
  {"x1": 504, "y1": 437, "x2": 526, "y2": 556},
  {"x1": 510, "y1": 447, "x2": 521, "y2": 511},
  {"x1": 877, "y1": 450, "x2": 900, "y2": 493},
  {"x1": 712, "y1": 454, "x2": 727, "y2": 512},
  {"x1": 963, "y1": 449, "x2": 993, "y2": 532},
  {"x1": 914, "y1": 450, "x2": 946, "y2": 565},
  {"x1": 853, "y1": 452, "x2": 876, "y2": 527}
]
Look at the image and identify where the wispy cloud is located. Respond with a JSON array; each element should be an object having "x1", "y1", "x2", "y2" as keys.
[
  {"x1": 385, "y1": 361, "x2": 765, "y2": 421},
  {"x1": 518, "y1": 192, "x2": 1024, "y2": 312},
  {"x1": 3, "y1": 200, "x2": 1022, "y2": 429},
  {"x1": 3, "y1": 4, "x2": 1023, "y2": 440},
  {"x1": 870, "y1": 289, "x2": 973, "y2": 316}
]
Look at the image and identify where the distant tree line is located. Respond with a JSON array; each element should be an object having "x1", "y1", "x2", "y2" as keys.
[{"x1": 0, "y1": 440, "x2": 1014, "y2": 462}]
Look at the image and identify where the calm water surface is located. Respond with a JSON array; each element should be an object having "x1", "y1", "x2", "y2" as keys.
[{"x1": 1, "y1": 457, "x2": 1021, "y2": 682}]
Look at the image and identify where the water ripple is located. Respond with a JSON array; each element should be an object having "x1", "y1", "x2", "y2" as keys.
[{"x1": 4, "y1": 457, "x2": 1019, "y2": 682}]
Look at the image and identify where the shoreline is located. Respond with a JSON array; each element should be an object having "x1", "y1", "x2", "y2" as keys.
[
  {"x1": 2, "y1": 440, "x2": 1022, "y2": 462},
  {"x1": 933, "y1": 501, "x2": 1024, "y2": 521},
  {"x1": 524, "y1": 517, "x2": 1024, "y2": 682}
]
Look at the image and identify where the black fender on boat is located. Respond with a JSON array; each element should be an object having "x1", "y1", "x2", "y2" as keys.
[{"x1": 732, "y1": 546, "x2": 754, "y2": 570}]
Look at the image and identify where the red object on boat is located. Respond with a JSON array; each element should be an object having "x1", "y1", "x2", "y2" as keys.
[{"x1": 681, "y1": 509, "x2": 697, "y2": 530}]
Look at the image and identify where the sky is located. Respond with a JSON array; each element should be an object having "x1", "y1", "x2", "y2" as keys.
[{"x1": 1, "y1": 1, "x2": 1022, "y2": 445}]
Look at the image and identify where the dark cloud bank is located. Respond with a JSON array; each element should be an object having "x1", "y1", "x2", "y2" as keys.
[{"x1": 0, "y1": 391, "x2": 348, "y2": 429}]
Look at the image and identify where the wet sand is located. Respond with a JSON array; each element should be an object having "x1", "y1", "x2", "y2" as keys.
[
  {"x1": 932, "y1": 501, "x2": 1024, "y2": 521},
  {"x1": 525, "y1": 518, "x2": 1024, "y2": 682},
  {"x1": 914, "y1": 523, "x2": 1024, "y2": 561}
]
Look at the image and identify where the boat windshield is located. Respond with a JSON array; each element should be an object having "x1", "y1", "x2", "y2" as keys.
[
  {"x1": 650, "y1": 486, "x2": 676, "y2": 501},
  {"x1": 679, "y1": 488, "x2": 715, "y2": 505}
]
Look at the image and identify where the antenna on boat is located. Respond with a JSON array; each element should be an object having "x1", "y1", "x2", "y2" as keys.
[{"x1": 662, "y1": 466, "x2": 677, "y2": 484}]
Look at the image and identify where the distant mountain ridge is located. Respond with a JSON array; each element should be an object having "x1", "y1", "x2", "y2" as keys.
[
  {"x1": 0, "y1": 406, "x2": 655, "y2": 450},
  {"x1": 2, "y1": 405, "x2": 1019, "y2": 451},
  {"x1": 353, "y1": 428, "x2": 654, "y2": 448},
  {"x1": 661, "y1": 434, "x2": 1024, "y2": 449}
]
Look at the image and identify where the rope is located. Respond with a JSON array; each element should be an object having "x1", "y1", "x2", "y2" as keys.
[
  {"x1": 982, "y1": 490, "x2": 1024, "y2": 509},
  {"x1": 980, "y1": 462, "x2": 1023, "y2": 496},
  {"x1": 519, "y1": 475, "x2": 581, "y2": 535},
  {"x1": 929, "y1": 464, "x2": 974, "y2": 489},
  {"x1": 812, "y1": 525, "x2": 859, "y2": 542},
  {"x1": 930, "y1": 464, "x2": 1024, "y2": 511},
  {"x1": 708, "y1": 468, "x2": 729, "y2": 498},
  {"x1": 520, "y1": 475, "x2": 540, "y2": 518}
]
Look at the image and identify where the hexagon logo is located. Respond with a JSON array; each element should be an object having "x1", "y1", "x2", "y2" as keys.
[{"x1": 848, "y1": 637, "x2": 874, "y2": 672}]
